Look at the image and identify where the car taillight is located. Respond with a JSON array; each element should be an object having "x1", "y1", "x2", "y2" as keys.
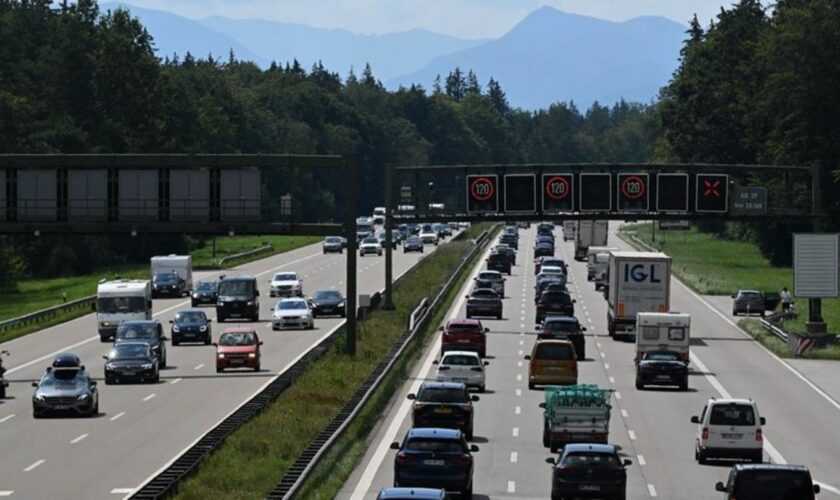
[
  {"x1": 461, "y1": 404, "x2": 473, "y2": 412},
  {"x1": 451, "y1": 454, "x2": 472, "y2": 466},
  {"x1": 414, "y1": 403, "x2": 425, "y2": 411},
  {"x1": 702, "y1": 427, "x2": 709, "y2": 441},
  {"x1": 537, "y1": 304, "x2": 545, "y2": 309},
  {"x1": 755, "y1": 429, "x2": 763, "y2": 442},
  {"x1": 395, "y1": 452, "x2": 417, "y2": 465}
]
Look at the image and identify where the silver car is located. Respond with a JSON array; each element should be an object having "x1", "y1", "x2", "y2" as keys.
[
  {"x1": 475, "y1": 270, "x2": 505, "y2": 297},
  {"x1": 732, "y1": 290, "x2": 765, "y2": 316}
]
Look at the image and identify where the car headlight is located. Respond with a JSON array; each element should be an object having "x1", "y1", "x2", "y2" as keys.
[
  {"x1": 77, "y1": 393, "x2": 90, "y2": 401},
  {"x1": 172, "y1": 325, "x2": 180, "y2": 332},
  {"x1": 218, "y1": 353, "x2": 225, "y2": 359},
  {"x1": 101, "y1": 321, "x2": 111, "y2": 327},
  {"x1": 106, "y1": 363, "x2": 116, "y2": 370},
  {"x1": 217, "y1": 301, "x2": 224, "y2": 306},
  {"x1": 199, "y1": 325, "x2": 207, "y2": 332},
  {"x1": 152, "y1": 345, "x2": 160, "y2": 351},
  {"x1": 142, "y1": 363, "x2": 153, "y2": 369},
  {"x1": 338, "y1": 301, "x2": 346, "y2": 307},
  {"x1": 34, "y1": 394, "x2": 45, "y2": 402},
  {"x1": 153, "y1": 284, "x2": 159, "y2": 289},
  {"x1": 248, "y1": 353, "x2": 256, "y2": 358},
  {"x1": 192, "y1": 293, "x2": 199, "y2": 298},
  {"x1": 246, "y1": 301, "x2": 256, "y2": 306}
]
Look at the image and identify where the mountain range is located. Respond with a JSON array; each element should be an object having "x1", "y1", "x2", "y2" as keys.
[{"x1": 101, "y1": 2, "x2": 687, "y2": 109}]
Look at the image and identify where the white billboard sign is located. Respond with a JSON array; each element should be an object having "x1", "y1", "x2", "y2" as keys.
[{"x1": 794, "y1": 234, "x2": 839, "y2": 298}]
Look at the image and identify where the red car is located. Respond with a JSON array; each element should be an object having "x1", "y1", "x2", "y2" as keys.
[
  {"x1": 440, "y1": 318, "x2": 488, "y2": 357},
  {"x1": 214, "y1": 328, "x2": 263, "y2": 372}
]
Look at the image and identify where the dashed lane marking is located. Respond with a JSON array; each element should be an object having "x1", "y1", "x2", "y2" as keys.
[
  {"x1": 507, "y1": 481, "x2": 516, "y2": 494},
  {"x1": 515, "y1": 406, "x2": 521, "y2": 415},
  {"x1": 621, "y1": 409, "x2": 628, "y2": 418},
  {"x1": 142, "y1": 393, "x2": 156, "y2": 402},
  {"x1": 510, "y1": 451, "x2": 518, "y2": 463},
  {"x1": 0, "y1": 492, "x2": 13, "y2": 497},
  {"x1": 604, "y1": 363, "x2": 610, "y2": 370},
  {"x1": 170, "y1": 378, "x2": 182, "y2": 385},
  {"x1": 516, "y1": 374, "x2": 522, "y2": 381},
  {"x1": 512, "y1": 427, "x2": 519, "y2": 437},
  {"x1": 637, "y1": 454, "x2": 647, "y2": 466},
  {"x1": 0, "y1": 414, "x2": 14, "y2": 424},
  {"x1": 70, "y1": 433, "x2": 89, "y2": 444},
  {"x1": 110, "y1": 489, "x2": 134, "y2": 495},
  {"x1": 110, "y1": 412, "x2": 125, "y2": 421},
  {"x1": 648, "y1": 484, "x2": 658, "y2": 497},
  {"x1": 615, "y1": 391, "x2": 621, "y2": 399},
  {"x1": 628, "y1": 430, "x2": 637, "y2": 440},
  {"x1": 23, "y1": 460, "x2": 44, "y2": 472},
  {"x1": 194, "y1": 364, "x2": 204, "y2": 370},
  {"x1": 516, "y1": 389, "x2": 522, "y2": 397},
  {"x1": 609, "y1": 376, "x2": 615, "y2": 384}
]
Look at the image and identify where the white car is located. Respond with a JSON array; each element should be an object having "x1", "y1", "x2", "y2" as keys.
[
  {"x1": 359, "y1": 237, "x2": 383, "y2": 256},
  {"x1": 419, "y1": 230, "x2": 439, "y2": 245},
  {"x1": 272, "y1": 298, "x2": 314, "y2": 330},
  {"x1": 434, "y1": 351, "x2": 488, "y2": 392},
  {"x1": 540, "y1": 266, "x2": 566, "y2": 278},
  {"x1": 692, "y1": 398, "x2": 765, "y2": 464},
  {"x1": 269, "y1": 272, "x2": 303, "y2": 298}
]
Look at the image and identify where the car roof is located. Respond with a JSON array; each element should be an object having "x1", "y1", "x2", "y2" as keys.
[
  {"x1": 563, "y1": 443, "x2": 618, "y2": 454},
  {"x1": 442, "y1": 350, "x2": 481, "y2": 358},
  {"x1": 377, "y1": 487, "x2": 446, "y2": 499},
  {"x1": 479, "y1": 270, "x2": 502, "y2": 277},
  {"x1": 707, "y1": 398, "x2": 756, "y2": 406},
  {"x1": 222, "y1": 327, "x2": 257, "y2": 334},
  {"x1": 406, "y1": 427, "x2": 463, "y2": 440},
  {"x1": 447, "y1": 318, "x2": 482, "y2": 326},
  {"x1": 535, "y1": 339, "x2": 573, "y2": 346},
  {"x1": 544, "y1": 316, "x2": 578, "y2": 324},
  {"x1": 419, "y1": 381, "x2": 467, "y2": 390},
  {"x1": 732, "y1": 463, "x2": 811, "y2": 473}
]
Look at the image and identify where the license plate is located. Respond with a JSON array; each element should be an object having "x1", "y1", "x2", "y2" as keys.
[
  {"x1": 580, "y1": 485, "x2": 601, "y2": 492},
  {"x1": 434, "y1": 407, "x2": 453, "y2": 414},
  {"x1": 722, "y1": 433, "x2": 743, "y2": 440},
  {"x1": 453, "y1": 378, "x2": 468, "y2": 383},
  {"x1": 424, "y1": 459, "x2": 445, "y2": 466},
  {"x1": 123, "y1": 371, "x2": 135, "y2": 375},
  {"x1": 457, "y1": 339, "x2": 471, "y2": 343},
  {"x1": 54, "y1": 405, "x2": 69, "y2": 410},
  {"x1": 655, "y1": 375, "x2": 672, "y2": 380},
  {"x1": 230, "y1": 359, "x2": 245, "y2": 365},
  {"x1": 547, "y1": 366, "x2": 563, "y2": 371}
]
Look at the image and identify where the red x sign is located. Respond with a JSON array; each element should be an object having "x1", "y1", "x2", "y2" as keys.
[{"x1": 704, "y1": 179, "x2": 721, "y2": 197}]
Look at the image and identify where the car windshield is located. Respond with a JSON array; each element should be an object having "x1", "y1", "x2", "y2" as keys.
[
  {"x1": 534, "y1": 343, "x2": 573, "y2": 360},
  {"x1": 175, "y1": 311, "x2": 206, "y2": 323},
  {"x1": 218, "y1": 280, "x2": 254, "y2": 296},
  {"x1": 219, "y1": 332, "x2": 256, "y2": 346},
  {"x1": 734, "y1": 471, "x2": 814, "y2": 500},
  {"x1": 471, "y1": 290, "x2": 497, "y2": 298},
  {"x1": 645, "y1": 351, "x2": 680, "y2": 361},
  {"x1": 97, "y1": 296, "x2": 147, "y2": 314},
  {"x1": 325, "y1": 237, "x2": 342, "y2": 243},
  {"x1": 313, "y1": 291, "x2": 342, "y2": 301},
  {"x1": 116, "y1": 324, "x2": 157, "y2": 340},
  {"x1": 562, "y1": 452, "x2": 620, "y2": 466},
  {"x1": 446, "y1": 323, "x2": 482, "y2": 333},
  {"x1": 541, "y1": 292, "x2": 571, "y2": 304},
  {"x1": 363, "y1": 238, "x2": 378, "y2": 244},
  {"x1": 153, "y1": 273, "x2": 178, "y2": 283},
  {"x1": 710, "y1": 404, "x2": 756, "y2": 426},
  {"x1": 110, "y1": 344, "x2": 150, "y2": 359},
  {"x1": 740, "y1": 292, "x2": 762, "y2": 299},
  {"x1": 406, "y1": 237, "x2": 420, "y2": 244},
  {"x1": 274, "y1": 273, "x2": 297, "y2": 281},
  {"x1": 544, "y1": 320, "x2": 578, "y2": 333},
  {"x1": 541, "y1": 266, "x2": 564, "y2": 274},
  {"x1": 543, "y1": 260, "x2": 564, "y2": 267},
  {"x1": 418, "y1": 387, "x2": 469, "y2": 403},
  {"x1": 442, "y1": 355, "x2": 480, "y2": 366},
  {"x1": 478, "y1": 272, "x2": 500, "y2": 281},
  {"x1": 195, "y1": 282, "x2": 216, "y2": 292},
  {"x1": 405, "y1": 439, "x2": 466, "y2": 453},
  {"x1": 41, "y1": 368, "x2": 83, "y2": 385},
  {"x1": 277, "y1": 301, "x2": 306, "y2": 310}
]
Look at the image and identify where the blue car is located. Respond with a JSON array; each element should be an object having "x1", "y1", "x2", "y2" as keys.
[
  {"x1": 376, "y1": 487, "x2": 446, "y2": 500},
  {"x1": 391, "y1": 428, "x2": 478, "y2": 498}
]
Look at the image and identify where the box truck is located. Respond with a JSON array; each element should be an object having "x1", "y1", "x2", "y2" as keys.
[
  {"x1": 607, "y1": 251, "x2": 671, "y2": 337},
  {"x1": 150, "y1": 255, "x2": 193, "y2": 297},
  {"x1": 562, "y1": 221, "x2": 577, "y2": 241},
  {"x1": 574, "y1": 221, "x2": 608, "y2": 261},
  {"x1": 586, "y1": 246, "x2": 619, "y2": 281},
  {"x1": 96, "y1": 280, "x2": 152, "y2": 341}
]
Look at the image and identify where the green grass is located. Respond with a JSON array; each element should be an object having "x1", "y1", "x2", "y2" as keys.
[
  {"x1": 739, "y1": 319, "x2": 840, "y2": 360},
  {"x1": 622, "y1": 224, "x2": 840, "y2": 334},
  {"x1": 172, "y1": 228, "x2": 492, "y2": 500},
  {"x1": 190, "y1": 235, "x2": 321, "y2": 269}
]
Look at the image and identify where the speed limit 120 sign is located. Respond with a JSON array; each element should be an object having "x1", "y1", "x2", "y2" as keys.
[
  {"x1": 466, "y1": 175, "x2": 499, "y2": 214},
  {"x1": 617, "y1": 173, "x2": 649, "y2": 212},
  {"x1": 542, "y1": 174, "x2": 574, "y2": 212}
]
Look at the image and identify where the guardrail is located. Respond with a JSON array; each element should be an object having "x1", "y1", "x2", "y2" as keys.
[
  {"x1": 267, "y1": 228, "x2": 494, "y2": 499},
  {"x1": 408, "y1": 298, "x2": 429, "y2": 331},
  {"x1": 216, "y1": 244, "x2": 273, "y2": 267},
  {"x1": 0, "y1": 295, "x2": 95, "y2": 334},
  {"x1": 760, "y1": 312, "x2": 790, "y2": 343}
]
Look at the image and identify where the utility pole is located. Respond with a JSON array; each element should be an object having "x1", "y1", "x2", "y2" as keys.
[
  {"x1": 383, "y1": 165, "x2": 395, "y2": 310},
  {"x1": 345, "y1": 157, "x2": 358, "y2": 354}
]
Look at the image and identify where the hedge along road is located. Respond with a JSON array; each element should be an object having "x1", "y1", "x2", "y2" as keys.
[{"x1": 0, "y1": 233, "x2": 454, "y2": 499}]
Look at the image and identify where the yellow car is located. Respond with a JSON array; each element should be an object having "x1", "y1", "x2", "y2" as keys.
[{"x1": 525, "y1": 339, "x2": 578, "y2": 389}]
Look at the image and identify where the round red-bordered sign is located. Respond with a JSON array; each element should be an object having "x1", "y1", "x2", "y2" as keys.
[
  {"x1": 469, "y1": 177, "x2": 495, "y2": 201},
  {"x1": 621, "y1": 175, "x2": 646, "y2": 200},
  {"x1": 545, "y1": 176, "x2": 571, "y2": 200}
]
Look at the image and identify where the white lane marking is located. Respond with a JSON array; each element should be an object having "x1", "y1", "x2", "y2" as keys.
[
  {"x1": 515, "y1": 406, "x2": 521, "y2": 415},
  {"x1": 23, "y1": 460, "x2": 44, "y2": 472},
  {"x1": 194, "y1": 364, "x2": 204, "y2": 370},
  {"x1": 516, "y1": 374, "x2": 522, "y2": 381},
  {"x1": 587, "y1": 318, "x2": 593, "y2": 323},
  {"x1": 604, "y1": 363, "x2": 610, "y2": 370},
  {"x1": 110, "y1": 412, "x2": 125, "y2": 421},
  {"x1": 519, "y1": 340, "x2": 524, "y2": 346},
  {"x1": 621, "y1": 409, "x2": 629, "y2": 418},
  {"x1": 70, "y1": 433, "x2": 89, "y2": 444},
  {"x1": 142, "y1": 393, "x2": 156, "y2": 402},
  {"x1": 507, "y1": 481, "x2": 516, "y2": 493},
  {"x1": 111, "y1": 489, "x2": 134, "y2": 495},
  {"x1": 628, "y1": 430, "x2": 636, "y2": 440},
  {"x1": 638, "y1": 454, "x2": 647, "y2": 466},
  {"x1": 815, "y1": 482, "x2": 840, "y2": 496},
  {"x1": 510, "y1": 451, "x2": 518, "y2": 463},
  {"x1": 609, "y1": 376, "x2": 615, "y2": 384},
  {"x1": 512, "y1": 427, "x2": 519, "y2": 437},
  {"x1": 597, "y1": 342, "x2": 602, "y2": 348},
  {"x1": 518, "y1": 350, "x2": 523, "y2": 356},
  {"x1": 520, "y1": 315, "x2": 525, "y2": 321},
  {"x1": 517, "y1": 361, "x2": 523, "y2": 368},
  {"x1": 0, "y1": 492, "x2": 13, "y2": 497},
  {"x1": 648, "y1": 484, "x2": 658, "y2": 497},
  {"x1": 0, "y1": 414, "x2": 15, "y2": 424},
  {"x1": 516, "y1": 389, "x2": 522, "y2": 397},
  {"x1": 599, "y1": 351, "x2": 605, "y2": 358},
  {"x1": 615, "y1": 391, "x2": 621, "y2": 399},
  {"x1": 170, "y1": 378, "x2": 182, "y2": 385}
]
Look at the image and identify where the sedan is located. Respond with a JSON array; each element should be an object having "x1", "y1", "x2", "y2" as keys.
[
  {"x1": 191, "y1": 280, "x2": 218, "y2": 307},
  {"x1": 170, "y1": 310, "x2": 212, "y2": 345},
  {"x1": 391, "y1": 428, "x2": 479, "y2": 498},
  {"x1": 103, "y1": 342, "x2": 159, "y2": 384},
  {"x1": 404, "y1": 237, "x2": 425, "y2": 253},
  {"x1": 272, "y1": 298, "x2": 315, "y2": 330},
  {"x1": 32, "y1": 362, "x2": 99, "y2": 418},
  {"x1": 534, "y1": 241, "x2": 555, "y2": 258},
  {"x1": 214, "y1": 328, "x2": 262, "y2": 372},
  {"x1": 435, "y1": 351, "x2": 488, "y2": 392},
  {"x1": 323, "y1": 236, "x2": 345, "y2": 254},
  {"x1": 309, "y1": 290, "x2": 346, "y2": 318},
  {"x1": 360, "y1": 237, "x2": 384, "y2": 256},
  {"x1": 546, "y1": 443, "x2": 631, "y2": 500},
  {"x1": 635, "y1": 350, "x2": 689, "y2": 391},
  {"x1": 536, "y1": 290, "x2": 576, "y2": 323},
  {"x1": 377, "y1": 233, "x2": 398, "y2": 249},
  {"x1": 408, "y1": 382, "x2": 478, "y2": 439},
  {"x1": 732, "y1": 290, "x2": 765, "y2": 316}
]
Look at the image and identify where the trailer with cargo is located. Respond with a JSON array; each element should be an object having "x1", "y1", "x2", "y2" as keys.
[{"x1": 539, "y1": 384, "x2": 612, "y2": 453}]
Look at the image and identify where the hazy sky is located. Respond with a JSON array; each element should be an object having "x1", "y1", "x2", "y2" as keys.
[{"x1": 111, "y1": 0, "x2": 740, "y2": 38}]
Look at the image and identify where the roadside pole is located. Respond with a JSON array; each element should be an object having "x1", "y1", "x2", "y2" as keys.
[
  {"x1": 345, "y1": 157, "x2": 358, "y2": 355},
  {"x1": 384, "y1": 165, "x2": 395, "y2": 310}
]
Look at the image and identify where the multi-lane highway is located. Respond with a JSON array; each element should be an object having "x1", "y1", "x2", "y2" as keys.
[
  {"x1": 0, "y1": 234, "x2": 452, "y2": 499},
  {"x1": 340, "y1": 224, "x2": 840, "y2": 499}
]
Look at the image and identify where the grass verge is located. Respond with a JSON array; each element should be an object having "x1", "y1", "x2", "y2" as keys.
[
  {"x1": 621, "y1": 224, "x2": 840, "y2": 334},
  {"x1": 172, "y1": 224, "x2": 494, "y2": 500},
  {"x1": 738, "y1": 319, "x2": 840, "y2": 360},
  {"x1": 190, "y1": 235, "x2": 321, "y2": 269}
]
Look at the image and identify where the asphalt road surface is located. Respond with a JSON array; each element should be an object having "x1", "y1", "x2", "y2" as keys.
[
  {"x1": 0, "y1": 233, "x2": 455, "y2": 499},
  {"x1": 340, "y1": 224, "x2": 840, "y2": 500}
]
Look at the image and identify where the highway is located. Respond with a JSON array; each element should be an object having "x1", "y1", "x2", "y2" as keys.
[
  {"x1": 340, "y1": 224, "x2": 840, "y2": 499},
  {"x1": 0, "y1": 234, "x2": 452, "y2": 499}
]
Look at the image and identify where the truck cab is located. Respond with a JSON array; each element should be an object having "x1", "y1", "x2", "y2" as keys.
[
  {"x1": 96, "y1": 280, "x2": 153, "y2": 342},
  {"x1": 586, "y1": 246, "x2": 618, "y2": 281}
]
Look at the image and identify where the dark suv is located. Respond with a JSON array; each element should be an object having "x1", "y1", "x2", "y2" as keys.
[
  {"x1": 536, "y1": 290, "x2": 575, "y2": 323},
  {"x1": 732, "y1": 290, "x2": 766, "y2": 317},
  {"x1": 716, "y1": 464, "x2": 820, "y2": 500},
  {"x1": 391, "y1": 428, "x2": 478, "y2": 498},
  {"x1": 216, "y1": 276, "x2": 260, "y2": 322},
  {"x1": 408, "y1": 382, "x2": 479, "y2": 439},
  {"x1": 152, "y1": 271, "x2": 185, "y2": 298},
  {"x1": 538, "y1": 316, "x2": 586, "y2": 359},
  {"x1": 114, "y1": 320, "x2": 168, "y2": 368},
  {"x1": 546, "y1": 443, "x2": 631, "y2": 500},
  {"x1": 486, "y1": 253, "x2": 512, "y2": 275}
]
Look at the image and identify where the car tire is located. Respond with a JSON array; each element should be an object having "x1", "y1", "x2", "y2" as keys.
[
  {"x1": 99, "y1": 335, "x2": 110, "y2": 343},
  {"x1": 697, "y1": 448, "x2": 708, "y2": 465},
  {"x1": 160, "y1": 354, "x2": 167, "y2": 369},
  {"x1": 33, "y1": 409, "x2": 42, "y2": 419},
  {"x1": 216, "y1": 367, "x2": 224, "y2": 373},
  {"x1": 254, "y1": 363, "x2": 261, "y2": 372},
  {"x1": 542, "y1": 421, "x2": 550, "y2": 447},
  {"x1": 172, "y1": 337, "x2": 180, "y2": 346},
  {"x1": 528, "y1": 382, "x2": 535, "y2": 390},
  {"x1": 307, "y1": 322, "x2": 314, "y2": 330},
  {"x1": 191, "y1": 300, "x2": 197, "y2": 307},
  {"x1": 478, "y1": 385, "x2": 486, "y2": 393},
  {"x1": 752, "y1": 451, "x2": 763, "y2": 463},
  {"x1": 496, "y1": 313, "x2": 502, "y2": 320},
  {"x1": 0, "y1": 386, "x2": 5, "y2": 399},
  {"x1": 91, "y1": 401, "x2": 99, "y2": 416},
  {"x1": 105, "y1": 377, "x2": 113, "y2": 385},
  {"x1": 635, "y1": 377, "x2": 643, "y2": 390},
  {"x1": 218, "y1": 314, "x2": 226, "y2": 323},
  {"x1": 462, "y1": 484, "x2": 472, "y2": 499},
  {"x1": 153, "y1": 370, "x2": 160, "y2": 383},
  {"x1": 466, "y1": 425, "x2": 474, "y2": 441},
  {"x1": 679, "y1": 380, "x2": 689, "y2": 391},
  {"x1": 204, "y1": 335, "x2": 211, "y2": 346},
  {"x1": 732, "y1": 309, "x2": 738, "y2": 316},
  {"x1": 550, "y1": 442, "x2": 559, "y2": 453}
]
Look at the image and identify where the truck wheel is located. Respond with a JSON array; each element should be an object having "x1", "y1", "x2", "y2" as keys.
[
  {"x1": 528, "y1": 382, "x2": 535, "y2": 390},
  {"x1": 697, "y1": 448, "x2": 708, "y2": 465},
  {"x1": 0, "y1": 386, "x2": 5, "y2": 399}
]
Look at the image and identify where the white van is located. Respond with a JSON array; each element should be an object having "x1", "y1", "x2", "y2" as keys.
[
  {"x1": 96, "y1": 280, "x2": 152, "y2": 341},
  {"x1": 692, "y1": 398, "x2": 765, "y2": 464},
  {"x1": 593, "y1": 252, "x2": 611, "y2": 290},
  {"x1": 372, "y1": 207, "x2": 386, "y2": 225},
  {"x1": 587, "y1": 246, "x2": 618, "y2": 281},
  {"x1": 635, "y1": 312, "x2": 690, "y2": 362},
  {"x1": 150, "y1": 255, "x2": 193, "y2": 296},
  {"x1": 563, "y1": 221, "x2": 577, "y2": 241}
]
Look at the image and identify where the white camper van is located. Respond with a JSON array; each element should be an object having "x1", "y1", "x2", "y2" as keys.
[
  {"x1": 150, "y1": 255, "x2": 193, "y2": 297},
  {"x1": 96, "y1": 280, "x2": 152, "y2": 341},
  {"x1": 635, "y1": 312, "x2": 690, "y2": 362}
]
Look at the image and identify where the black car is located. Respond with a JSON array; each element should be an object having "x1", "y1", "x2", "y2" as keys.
[
  {"x1": 534, "y1": 241, "x2": 555, "y2": 258},
  {"x1": 486, "y1": 253, "x2": 512, "y2": 275},
  {"x1": 103, "y1": 342, "x2": 160, "y2": 384},
  {"x1": 466, "y1": 288, "x2": 503, "y2": 320},
  {"x1": 309, "y1": 289, "x2": 346, "y2": 318},
  {"x1": 635, "y1": 350, "x2": 689, "y2": 391},
  {"x1": 322, "y1": 236, "x2": 345, "y2": 254},
  {"x1": 114, "y1": 320, "x2": 168, "y2": 368},
  {"x1": 537, "y1": 223, "x2": 555, "y2": 236},
  {"x1": 546, "y1": 443, "x2": 631, "y2": 500},
  {"x1": 536, "y1": 290, "x2": 575, "y2": 323},
  {"x1": 408, "y1": 382, "x2": 479, "y2": 439},
  {"x1": 716, "y1": 464, "x2": 820, "y2": 500},
  {"x1": 535, "y1": 276, "x2": 567, "y2": 302},
  {"x1": 391, "y1": 428, "x2": 478, "y2": 498},
  {"x1": 404, "y1": 237, "x2": 424, "y2": 253},
  {"x1": 493, "y1": 246, "x2": 517, "y2": 266},
  {"x1": 32, "y1": 357, "x2": 99, "y2": 418},
  {"x1": 191, "y1": 280, "x2": 218, "y2": 307},
  {"x1": 538, "y1": 315, "x2": 587, "y2": 359},
  {"x1": 500, "y1": 233, "x2": 519, "y2": 250},
  {"x1": 152, "y1": 271, "x2": 185, "y2": 298},
  {"x1": 536, "y1": 234, "x2": 555, "y2": 245},
  {"x1": 216, "y1": 275, "x2": 260, "y2": 322},
  {"x1": 378, "y1": 233, "x2": 399, "y2": 249},
  {"x1": 407, "y1": 223, "x2": 420, "y2": 235},
  {"x1": 170, "y1": 310, "x2": 212, "y2": 345}
]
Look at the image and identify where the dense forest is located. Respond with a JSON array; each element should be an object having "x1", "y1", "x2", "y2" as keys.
[{"x1": 0, "y1": 0, "x2": 837, "y2": 285}]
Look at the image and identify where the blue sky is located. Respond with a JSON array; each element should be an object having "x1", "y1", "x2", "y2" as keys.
[{"x1": 109, "y1": 0, "x2": 739, "y2": 38}]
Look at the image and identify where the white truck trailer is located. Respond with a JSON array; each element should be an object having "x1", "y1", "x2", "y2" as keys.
[
  {"x1": 574, "y1": 220, "x2": 608, "y2": 261},
  {"x1": 607, "y1": 251, "x2": 671, "y2": 338},
  {"x1": 586, "y1": 246, "x2": 619, "y2": 281},
  {"x1": 96, "y1": 280, "x2": 152, "y2": 341}
]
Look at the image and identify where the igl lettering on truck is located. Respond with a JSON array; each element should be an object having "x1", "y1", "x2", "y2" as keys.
[
  {"x1": 96, "y1": 279, "x2": 153, "y2": 341},
  {"x1": 607, "y1": 251, "x2": 671, "y2": 338}
]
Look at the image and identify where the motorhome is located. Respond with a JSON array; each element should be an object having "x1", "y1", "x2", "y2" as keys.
[{"x1": 96, "y1": 280, "x2": 152, "y2": 341}]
